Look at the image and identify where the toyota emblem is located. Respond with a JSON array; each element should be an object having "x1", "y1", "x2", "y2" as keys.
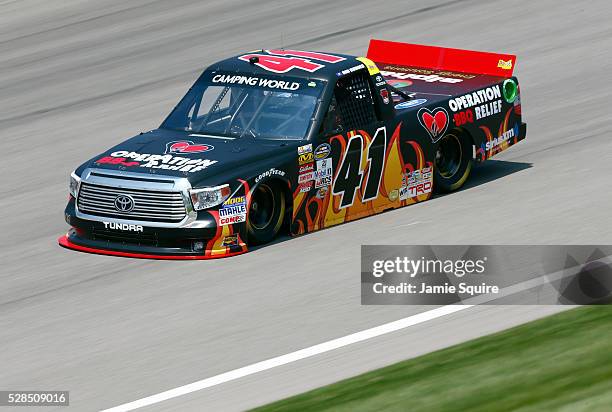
[{"x1": 114, "y1": 194, "x2": 135, "y2": 213}]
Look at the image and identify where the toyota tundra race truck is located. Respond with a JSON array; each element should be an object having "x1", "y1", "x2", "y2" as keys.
[{"x1": 59, "y1": 39, "x2": 526, "y2": 259}]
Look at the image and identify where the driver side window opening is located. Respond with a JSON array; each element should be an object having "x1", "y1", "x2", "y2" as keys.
[{"x1": 322, "y1": 70, "x2": 379, "y2": 135}]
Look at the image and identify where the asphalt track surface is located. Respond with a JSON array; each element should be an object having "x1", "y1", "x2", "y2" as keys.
[{"x1": 1, "y1": 0, "x2": 611, "y2": 410}]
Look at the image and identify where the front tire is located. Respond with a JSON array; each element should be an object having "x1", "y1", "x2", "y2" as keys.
[
  {"x1": 247, "y1": 182, "x2": 286, "y2": 245},
  {"x1": 434, "y1": 131, "x2": 473, "y2": 192}
]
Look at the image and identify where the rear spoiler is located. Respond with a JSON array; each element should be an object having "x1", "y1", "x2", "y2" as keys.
[{"x1": 366, "y1": 39, "x2": 516, "y2": 77}]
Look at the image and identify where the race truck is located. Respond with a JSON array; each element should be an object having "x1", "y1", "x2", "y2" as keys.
[{"x1": 59, "y1": 39, "x2": 526, "y2": 259}]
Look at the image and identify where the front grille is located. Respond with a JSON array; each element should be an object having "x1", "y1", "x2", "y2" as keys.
[{"x1": 77, "y1": 182, "x2": 187, "y2": 223}]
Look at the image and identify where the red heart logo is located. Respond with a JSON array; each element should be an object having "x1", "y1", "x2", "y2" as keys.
[
  {"x1": 165, "y1": 141, "x2": 213, "y2": 154},
  {"x1": 417, "y1": 107, "x2": 449, "y2": 143}
]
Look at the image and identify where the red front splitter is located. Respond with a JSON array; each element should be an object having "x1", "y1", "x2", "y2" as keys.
[{"x1": 58, "y1": 235, "x2": 247, "y2": 260}]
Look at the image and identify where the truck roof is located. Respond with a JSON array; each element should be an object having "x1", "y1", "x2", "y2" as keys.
[{"x1": 207, "y1": 49, "x2": 361, "y2": 82}]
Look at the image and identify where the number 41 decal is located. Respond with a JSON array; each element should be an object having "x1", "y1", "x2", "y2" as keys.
[
  {"x1": 238, "y1": 50, "x2": 345, "y2": 74},
  {"x1": 332, "y1": 127, "x2": 387, "y2": 208}
]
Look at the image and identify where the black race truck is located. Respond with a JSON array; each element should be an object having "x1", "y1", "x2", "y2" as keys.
[{"x1": 60, "y1": 40, "x2": 526, "y2": 259}]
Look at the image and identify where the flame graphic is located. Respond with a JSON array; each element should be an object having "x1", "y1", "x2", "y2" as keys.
[
  {"x1": 205, "y1": 180, "x2": 250, "y2": 256},
  {"x1": 479, "y1": 107, "x2": 515, "y2": 159},
  {"x1": 292, "y1": 124, "x2": 432, "y2": 234}
]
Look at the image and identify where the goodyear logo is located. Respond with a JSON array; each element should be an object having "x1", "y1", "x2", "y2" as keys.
[
  {"x1": 223, "y1": 196, "x2": 246, "y2": 206},
  {"x1": 298, "y1": 152, "x2": 314, "y2": 165},
  {"x1": 497, "y1": 59, "x2": 513, "y2": 70}
]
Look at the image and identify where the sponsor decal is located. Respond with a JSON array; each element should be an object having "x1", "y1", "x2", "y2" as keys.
[
  {"x1": 381, "y1": 64, "x2": 476, "y2": 80},
  {"x1": 417, "y1": 107, "x2": 449, "y2": 143},
  {"x1": 316, "y1": 186, "x2": 329, "y2": 199},
  {"x1": 380, "y1": 88, "x2": 390, "y2": 104},
  {"x1": 381, "y1": 70, "x2": 463, "y2": 84},
  {"x1": 298, "y1": 144, "x2": 313, "y2": 155},
  {"x1": 400, "y1": 167, "x2": 433, "y2": 200},
  {"x1": 338, "y1": 64, "x2": 365, "y2": 76},
  {"x1": 221, "y1": 234, "x2": 239, "y2": 247},
  {"x1": 299, "y1": 163, "x2": 314, "y2": 173},
  {"x1": 387, "y1": 79, "x2": 412, "y2": 88},
  {"x1": 389, "y1": 189, "x2": 399, "y2": 202},
  {"x1": 212, "y1": 74, "x2": 300, "y2": 90},
  {"x1": 314, "y1": 159, "x2": 331, "y2": 178},
  {"x1": 223, "y1": 195, "x2": 246, "y2": 206},
  {"x1": 298, "y1": 152, "x2": 314, "y2": 165},
  {"x1": 475, "y1": 100, "x2": 502, "y2": 120},
  {"x1": 485, "y1": 123, "x2": 519, "y2": 151},
  {"x1": 96, "y1": 151, "x2": 217, "y2": 173},
  {"x1": 299, "y1": 181, "x2": 313, "y2": 192},
  {"x1": 315, "y1": 176, "x2": 332, "y2": 188},
  {"x1": 298, "y1": 171, "x2": 314, "y2": 184},
  {"x1": 448, "y1": 85, "x2": 503, "y2": 121},
  {"x1": 314, "y1": 143, "x2": 331, "y2": 160},
  {"x1": 453, "y1": 109, "x2": 474, "y2": 127},
  {"x1": 165, "y1": 140, "x2": 213, "y2": 154},
  {"x1": 400, "y1": 181, "x2": 432, "y2": 200},
  {"x1": 448, "y1": 85, "x2": 502, "y2": 112},
  {"x1": 219, "y1": 196, "x2": 247, "y2": 226},
  {"x1": 498, "y1": 59, "x2": 513, "y2": 70},
  {"x1": 412, "y1": 181, "x2": 433, "y2": 197},
  {"x1": 255, "y1": 168, "x2": 286, "y2": 183},
  {"x1": 395, "y1": 99, "x2": 427, "y2": 110},
  {"x1": 103, "y1": 221, "x2": 143, "y2": 232}
]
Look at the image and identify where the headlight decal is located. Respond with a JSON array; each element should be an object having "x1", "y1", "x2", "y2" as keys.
[
  {"x1": 69, "y1": 172, "x2": 81, "y2": 197},
  {"x1": 189, "y1": 185, "x2": 231, "y2": 210}
]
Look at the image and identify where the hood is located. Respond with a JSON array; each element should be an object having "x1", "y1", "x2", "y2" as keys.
[{"x1": 80, "y1": 129, "x2": 293, "y2": 186}]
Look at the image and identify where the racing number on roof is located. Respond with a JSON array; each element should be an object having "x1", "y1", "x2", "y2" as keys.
[
  {"x1": 333, "y1": 127, "x2": 387, "y2": 208},
  {"x1": 238, "y1": 50, "x2": 345, "y2": 73},
  {"x1": 267, "y1": 50, "x2": 345, "y2": 63}
]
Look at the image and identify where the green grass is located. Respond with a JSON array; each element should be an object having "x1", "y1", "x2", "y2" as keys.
[{"x1": 252, "y1": 307, "x2": 612, "y2": 412}]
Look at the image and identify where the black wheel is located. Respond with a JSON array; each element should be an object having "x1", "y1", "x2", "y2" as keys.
[
  {"x1": 247, "y1": 182, "x2": 286, "y2": 244},
  {"x1": 434, "y1": 131, "x2": 473, "y2": 192}
]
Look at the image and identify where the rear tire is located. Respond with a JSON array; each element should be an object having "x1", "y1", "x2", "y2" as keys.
[
  {"x1": 247, "y1": 182, "x2": 286, "y2": 245},
  {"x1": 434, "y1": 131, "x2": 473, "y2": 192}
]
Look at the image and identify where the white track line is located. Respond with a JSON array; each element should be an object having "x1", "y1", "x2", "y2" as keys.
[
  {"x1": 102, "y1": 255, "x2": 604, "y2": 412},
  {"x1": 100, "y1": 304, "x2": 471, "y2": 412}
]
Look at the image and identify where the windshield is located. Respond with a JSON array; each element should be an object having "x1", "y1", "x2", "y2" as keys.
[{"x1": 161, "y1": 72, "x2": 326, "y2": 140}]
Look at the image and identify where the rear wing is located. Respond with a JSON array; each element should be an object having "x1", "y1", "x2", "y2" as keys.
[{"x1": 366, "y1": 39, "x2": 516, "y2": 77}]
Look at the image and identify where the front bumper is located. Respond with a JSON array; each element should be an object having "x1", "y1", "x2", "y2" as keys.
[
  {"x1": 59, "y1": 198, "x2": 247, "y2": 260},
  {"x1": 58, "y1": 233, "x2": 246, "y2": 260}
]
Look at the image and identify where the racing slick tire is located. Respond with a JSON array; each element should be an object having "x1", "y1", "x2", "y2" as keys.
[
  {"x1": 247, "y1": 181, "x2": 286, "y2": 245},
  {"x1": 434, "y1": 130, "x2": 473, "y2": 192}
]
